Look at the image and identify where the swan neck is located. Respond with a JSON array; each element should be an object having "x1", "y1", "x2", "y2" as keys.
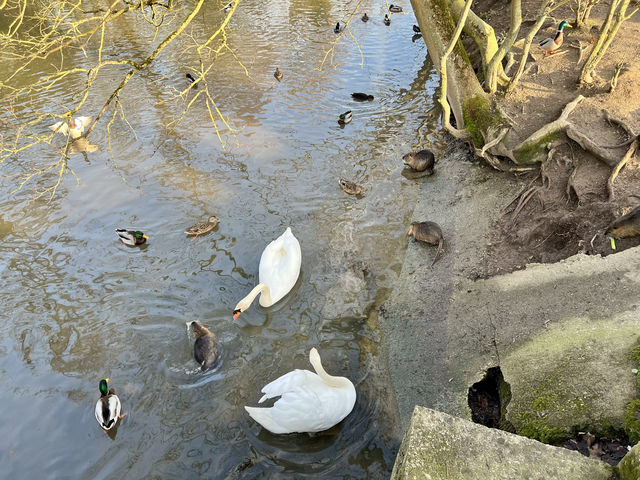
[
  {"x1": 241, "y1": 283, "x2": 271, "y2": 309},
  {"x1": 311, "y1": 358, "x2": 349, "y2": 388}
]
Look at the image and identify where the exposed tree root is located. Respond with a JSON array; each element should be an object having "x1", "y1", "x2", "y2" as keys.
[
  {"x1": 607, "y1": 138, "x2": 639, "y2": 200},
  {"x1": 608, "y1": 61, "x2": 626, "y2": 93},
  {"x1": 566, "y1": 164, "x2": 580, "y2": 206},
  {"x1": 565, "y1": 125, "x2": 619, "y2": 166}
]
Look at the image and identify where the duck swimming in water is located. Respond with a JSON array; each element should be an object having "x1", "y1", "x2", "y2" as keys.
[
  {"x1": 49, "y1": 116, "x2": 92, "y2": 139},
  {"x1": 351, "y1": 92, "x2": 374, "y2": 101},
  {"x1": 539, "y1": 21, "x2": 571, "y2": 56},
  {"x1": 384, "y1": 14, "x2": 391, "y2": 26},
  {"x1": 191, "y1": 321, "x2": 219, "y2": 371},
  {"x1": 185, "y1": 216, "x2": 219, "y2": 237},
  {"x1": 389, "y1": 4, "x2": 403, "y2": 12},
  {"x1": 334, "y1": 22, "x2": 341, "y2": 33},
  {"x1": 274, "y1": 67, "x2": 283, "y2": 81},
  {"x1": 338, "y1": 111, "x2": 352, "y2": 125},
  {"x1": 115, "y1": 229, "x2": 148, "y2": 246},
  {"x1": 95, "y1": 379, "x2": 125, "y2": 432},
  {"x1": 339, "y1": 178, "x2": 364, "y2": 195},
  {"x1": 361, "y1": 13, "x2": 369, "y2": 22}
]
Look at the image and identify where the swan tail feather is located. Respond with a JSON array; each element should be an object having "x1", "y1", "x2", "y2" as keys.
[{"x1": 244, "y1": 406, "x2": 290, "y2": 434}]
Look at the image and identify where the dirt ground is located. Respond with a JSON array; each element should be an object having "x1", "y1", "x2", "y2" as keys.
[{"x1": 469, "y1": 0, "x2": 640, "y2": 277}]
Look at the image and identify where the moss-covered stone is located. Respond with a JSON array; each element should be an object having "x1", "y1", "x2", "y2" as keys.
[
  {"x1": 502, "y1": 315, "x2": 640, "y2": 444},
  {"x1": 625, "y1": 399, "x2": 640, "y2": 445},
  {"x1": 617, "y1": 442, "x2": 640, "y2": 480},
  {"x1": 392, "y1": 406, "x2": 614, "y2": 480}
]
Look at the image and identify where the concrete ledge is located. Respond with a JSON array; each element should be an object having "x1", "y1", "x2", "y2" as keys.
[{"x1": 392, "y1": 406, "x2": 615, "y2": 480}]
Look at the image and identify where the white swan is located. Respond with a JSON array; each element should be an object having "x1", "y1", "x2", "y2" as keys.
[
  {"x1": 244, "y1": 348, "x2": 356, "y2": 434},
  {"x1": 233, "y1": 227, "x2": 301, "y2": 320}
]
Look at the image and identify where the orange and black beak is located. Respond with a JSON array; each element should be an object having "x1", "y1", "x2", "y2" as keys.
[
  {"x1": 407, "y1": 226, "x2": 413, "y2": 236},
  {"x1": 233, "y1": 309, "x2": 242, "y2": 320}
]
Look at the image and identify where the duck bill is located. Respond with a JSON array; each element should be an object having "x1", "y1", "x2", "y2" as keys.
[
  {"x1": 143, "y1": 235, "x2": 149, "y2": 239},
  {"x1": 407, "y1": 227, "x2": 413, "y2": 236},
  {"x1": 233, "y1": 309, "x2": 242, "y2": 321}
]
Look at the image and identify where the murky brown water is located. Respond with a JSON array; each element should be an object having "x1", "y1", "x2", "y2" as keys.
[{"x1": 0, "y1": 1, "x2": 438, "y2": 478}]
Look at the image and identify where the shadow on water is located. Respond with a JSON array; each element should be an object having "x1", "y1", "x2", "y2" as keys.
[{"x1": 0, "y1": 0, "x2": 437, "y2": 478}]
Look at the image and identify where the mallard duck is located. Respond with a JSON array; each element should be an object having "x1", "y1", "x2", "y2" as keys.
[
  {"x1": 223, "y1": 2, "x2": 233, "y2": 12},
  {"x1": 403, "y1": 149, "x2": 435, "y2": 174},
  {"x1": 245, "y1": 347, "x2": 356, "y2": 434},
  {"x1": 352, "y1": 92, "x2": 374, "y2": 101},
  {"x1": 185, "y1": 216, "x2": 219, "y2": 236},
  {"x1": 95, "y1": 378, "x2": 125, "y2": 432},
  {"x1": 274, "y1": 67, "x2": 283, "y2": 81},
  {"x1": 408, "y1": 221, "x2": 444, "y2": 266},
  {"x1": 539, "y1": 20, "x2": 571, "y2": 56},
  {"x1": 186, "y1": 73, "x2": 198, "y2": 89},
  {"x1": 115, "y1": 229, "x2": 148, "y2": 246},
  {"x1": 49, "y1": 116, "x2": 92, "y2": 139},
  {"x1": 191, "y1": 321, "x2": 218, "y2": 371},
  {"x1": 606, "y1": 205, "x2": 640, "y2": 238},
  {"x1": 413, "y1": 24, "x2": 421, "y2": 33},
  {"x1": 334, "y1": 22, "x2": 341, "y2": 33},
  {"x1": 233, "y1": 227, "x2": 302, "y2": 320},
  {"x1": 361, "y1": 13, "x2": 369, "y2": 22},
  {"x1": 384, "y1": 14, "x2": 391, "y2": 26},
  {"x1": 339, "y1": 178, "x2": 364, "y2": 195},
  {"x1": 389, "y1": 4, "x2": 403, "y2": 12},
  {"x1": 338, "y1": 110, "x2": 352, "y2": 125}
]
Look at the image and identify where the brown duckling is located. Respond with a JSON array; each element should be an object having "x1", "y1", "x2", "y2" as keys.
[
  {"x1": 190, "y1": 321, "x2": 219, "y2": 371},
  {"x1": 339, "y1": 178, "x2": 364, "y2": 195},
  {"x1": 274, "y1": 67, "x2": 283, "y2": 81},
  {"x1": 185, "y1": 216, "x2": 219, "y2": 236},
  {"x1": 403, "y1": 149, "x2": 435, "y2": 174},
  {"x1": 606, "y1": 204, "x2": 640, "y2": 238},
  {"x1": 408, "y1": 221, "x2": 444, "y2": 266},
  {"x1": 361, "y1": 13, "x2": 369, "y2": 22}
]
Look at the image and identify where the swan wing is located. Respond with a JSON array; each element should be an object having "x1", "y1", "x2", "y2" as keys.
[
  {"x1": 75, "y1": 116, "x2": 93, "y2": 127},
  {"x1": 258, "y1": 227, "x2": 302, "y2": 305},
  {"x1": 257, "y1": 368, "x2": 315, "y2": 402},
  {"x1": 49, "y1": 121, "x2": 69, "y2": 135}
]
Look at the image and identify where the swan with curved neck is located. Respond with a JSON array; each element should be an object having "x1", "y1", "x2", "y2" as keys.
[
  {"x1": 233, "y1": 227, "x2": 301, "y2": 320},
  {"x1": 245, "y1": 347, "x2": 356, "y2": 434}
]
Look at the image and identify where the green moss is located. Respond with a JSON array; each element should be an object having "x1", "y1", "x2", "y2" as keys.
[
  {"x1": 517, "y1": 415, "x2": 568, "y2": 444},
  {"x1": 624, "y1": 399, "x2": 640, "y2": 444},
  {"x1": 515, "y1": 132, "x2": 558, "y2": 164},
  {"x1": 462, "y1": 94, "x2": 500, "y2": 147},
  {"x1": 617, "y1": 443, "x2": 640, "y2": 480}
]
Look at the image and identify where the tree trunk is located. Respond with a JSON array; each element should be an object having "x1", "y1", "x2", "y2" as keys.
[{"x1": 411, "y1": 0, "x2": 489, "y2": 131}]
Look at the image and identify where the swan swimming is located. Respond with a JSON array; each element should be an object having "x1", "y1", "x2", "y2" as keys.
[
  {"x1": 233, "y1": 227, "x2": 301, "y2": 320},
  {"x1": 245, "y1": 348, "x2": 356, "y2": 434}
]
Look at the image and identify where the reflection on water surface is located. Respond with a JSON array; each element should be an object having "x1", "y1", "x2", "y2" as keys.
[{"x1": 0, "y1": 0, "x2": 439, "y2": 477}]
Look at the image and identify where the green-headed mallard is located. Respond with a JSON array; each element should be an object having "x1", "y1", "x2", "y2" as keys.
[
  {"x1": 191, "y1": 321, "x2": 219, "y2": 371},
  {"x1": 403, "y1": 149, "x2": 435, "y2": 174},
  {"x1": 339, "y1": 178, "x2": 364, "y2": 195},
  {"x1": 185, "y1": 216, "x2": 219, "y2": 237},
  {"x1": 115, "y1": 229, "x2": 148, "y2": 246},
  {"x1": 49, "y1": 116, "x2": 92, "y2": 139},
  {"x1": 389, "y1": 4, "x2": 403, "y2": 12},
  {"x1": 352, "y1": 92, "x2": 374, "y2": 101},
  {"x1": 539, "y1": 21, "x2": 571, "y2": 56},
  {"x1": 408, "y1": 221, "x2": 445, "y2": 266},
  {"x1": 274, "y1": 67, "x2": 283, "y2": 81},
  {"x1": 361, "y1": 13, "x2": 369, "y2": 22},
  {"x1": 384, "y1": 14, "x2": 391, "y2": 26},
  {"x1": 338, "y1": 110, "x2": 352, "y2": 125},
  {"x1": 95, "y1": 378, "x2": 124, "y2": 432}
]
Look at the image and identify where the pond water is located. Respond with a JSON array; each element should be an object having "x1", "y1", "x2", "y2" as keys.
[{"x1": 0, "y1": 1, "x2": 439, "y2": 478}]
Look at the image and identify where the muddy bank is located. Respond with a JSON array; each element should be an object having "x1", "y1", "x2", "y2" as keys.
[{"x1": 379, "y1": 140, "x2": 640, "y2": 440}]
